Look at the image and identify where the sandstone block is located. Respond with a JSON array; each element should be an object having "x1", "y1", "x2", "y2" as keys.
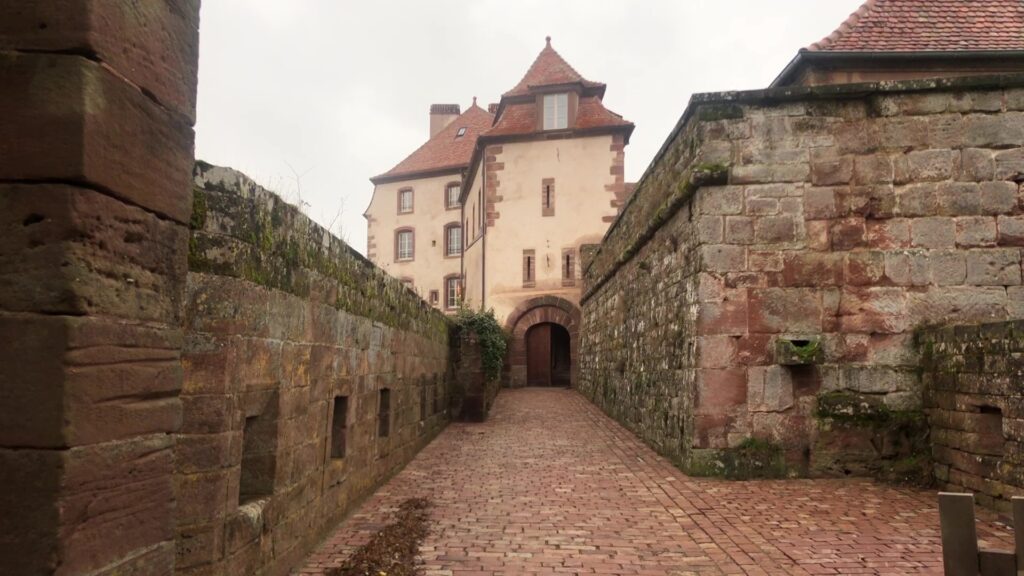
[
  {"x1": 963, "y1": 112, "x2": 1024, "y2": 148},
  {"x1": 955, "y1": 216, "x2": 997, "y2": 248},
  {"x1": 696, "y1": 216, "x2": 723, "y2": 243},
  {"x1": 695, "y1": 186, "x2": 744, "y2": 216},
  {"x1": 830, "y1": 218, "x2": 866, "y2": 251},
  {"x1": 931, "y1": 251, "x2": 968, "y2": 286},
  {"x1": 911, "y1": 217, "x2": 956, "y2": 249},
  {"x1": 895, "y1": 184, "x2": 939, "y2": 217},
  {"x1": 838, "y1": 287, "x2": 908, "y2": 334},
  {"x1": 810, "y1": 156, "x2": 853, "y2": 186},
  {"x1": 845, "y1": 251, "x2": 885, "y2": 286},
  {"x1": 937, "y1": 182, "x2": 982, "y2": 216},
  {"x1": 998, "y1": 215, "x2": 1024, "y2": 246},
  {"x1": 853, "y1": 153, "x2": 894, "y2": 184},
  {"x1": 754, "y1": 215, "x2": 798, "y2": 244},
  {"x1": 61, "y1": 435, "x2": 176, "y2": 575},
  {"x1": 724, "y1": 216, "x2": 754, "y2": 244},
  {"x1": 697, "y1": 299, "x2": 749, "y2": 336},
  {"x1": 995, "y1": 148, "x2": 1024, "y2": 182},
  {"x1": 884, "y1": 250, "x2": 931, "y2": 286},
  {"x1": 804, "y1": 187, "x2": 839, "y2": 219},
  {"x1": 980, "y1": 182, "x2": 1018, "y2": 215},
  {"x1": 959, "y1": 148, "x2": 995, "y2": 181},
  {"x1": 781, "y1": 252, "x2": 844, "y2": 287},
  {"x1": 805, "y1": 220, "x2": 831, "y2": 251},
  {"x1": 748, "y1": 288, "x2": 821, "y2": 333},
  {"x1": 0, "y1": 184, "x2": 188, "y2": 320},
  {"x1": 696, "y1": 368, "x2": 747, "y2": 414},
  {"x1": 0, "y1": 0, "x2": 201, "y2": 121},
  {"x1": 701, "y1": 245, "x2": 746, "y2": 272},
  {"x1": 965, "y1": 249, "x2": 1022, "y2": 286},
  {"x1": 0, "y1": 54, "x2": 195, "y2": 223},
  {"x1": 907, "y1": 287, "x2": 1008, "y2": 324},
  {"x1": 747, "y1": 366, "x2": 795, "y2": 412},
  {"x1": 866, "y1": 219, "x2": 911, "y2": 249},
  {"x1": 893, "y1": 149, "x2": 957, "y2": 184}
]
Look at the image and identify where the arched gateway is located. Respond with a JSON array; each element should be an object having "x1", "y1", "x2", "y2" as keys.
[{"x1": 504, "y1": 296, "x2": 580, "y2": 388}]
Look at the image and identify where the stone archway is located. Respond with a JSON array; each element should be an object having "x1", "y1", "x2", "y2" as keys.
[{"x1": 505, "y1": 296, "x2": 581, "y2": 388}]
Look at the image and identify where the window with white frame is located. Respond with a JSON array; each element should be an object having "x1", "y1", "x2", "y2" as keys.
[
  {"x1": 543, "y1": 93, "x2": 568, "y2": 130},
  {"x1": 396, "y1": 229, "x2": 414, "y2": 261},
  {"x1": 446, "y1": 183, "x2": 461, "y2": 209},
  {"x1": 445, "y1": 224, "x2": 462, "y2": 257},
  {"x1": 398, "y1": 188, "x2": 413, "y2": 214},
  {"x1": 445, "y1": 276, "x2": 461, "y2": 309}
]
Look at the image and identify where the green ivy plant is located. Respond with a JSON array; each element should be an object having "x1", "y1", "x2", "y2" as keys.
[{"x1": 454, "y1": 307, "x2": 508, "y2": 382}]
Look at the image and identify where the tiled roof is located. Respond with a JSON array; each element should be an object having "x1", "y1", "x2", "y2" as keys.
[
  {"x1": 372, "y1": 103, "x2": 494, "y2": 183},
  {"x1": 486, "y1": 96, "x2": 631, "y2": 138},
  {"x1": 809, "y1": 0, "x2": 1024, "y2": 52},
  {"x1": 503, "y1": 37, "x2": 605, "y2": 97}
]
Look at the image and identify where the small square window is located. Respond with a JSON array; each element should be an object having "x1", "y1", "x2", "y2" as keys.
[{"x1": 455, "y1": 127, "x2": 467, "y2": 138}]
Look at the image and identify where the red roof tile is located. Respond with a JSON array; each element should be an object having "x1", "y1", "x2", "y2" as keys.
[
  {"x1": 486, "y1": 96, "x2": 631, "y2": 138},
  {"x1": 810, "y1": 0, "x2": 1024, "y2": 52},
  {"x1": 372, "y1": 103, "x2": 493, "y2": 183},
  {"x1": 503, "y1": 37, "x2": 605, "y2": 97}
]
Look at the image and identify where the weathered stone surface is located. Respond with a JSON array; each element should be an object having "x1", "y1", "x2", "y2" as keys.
[
  {"x1": 583, "y1": 79, "x2": 1024, "y2": 480},
  {"x1": 178, "y1": 165, "x2": 455, "y2": 576},
  {"x1": 0, "y1": 54, "x2": 195, "y2": 223},
  {"x1": 0, "y1": 0, "x2": 201, "y2": 121}
]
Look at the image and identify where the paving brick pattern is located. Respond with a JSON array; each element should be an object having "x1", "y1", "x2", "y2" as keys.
[{"x1": 296, "y1": 389, "x2": 1013, "y2": 575}]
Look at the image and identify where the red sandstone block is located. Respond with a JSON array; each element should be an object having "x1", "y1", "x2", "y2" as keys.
[
  {"x1": 0, "y1": 315, "x2": 67, "y2": 448},
  {"x1": 866, "y1": 219, "x2": 911, "y2": 249},
  {"x1": 0, "y1": 54, "x2": 195, "y2": 223},
  {"x1": 176, "y1": 522, "x2": 225, "y2": 569},
  {"x1": 175, "y1": 470, "x2": 232, "y2": 526},
  {"x1": 844, "y1": 251, "x2": 885, "y2": 286},
  {"x1": 60, "y1": 435, "x2": 176, "y2": 575},
  {"x1": 747, "y1": 288, "x2": 822, "y2": 334},
  {"x1": 838, "y1": 287, "x2": 908, "y2": 334},
  {"x1": 695, "y1": 368, "x2": 747, "y2": 414},
  {"x1": 697, "y1": 298, "x2": 748, "y2": 336},
  {"x1": 0, "y1": 184, "x2": 188, "y2": 319},
  {"x1": 0, "y1": 0, "x2": 200, "y2": 121},
  {"x1": 0, "y1": 448, "x2": 61, "y2": 574},
  {"x1": 830, "y1": 218, "x2": 867, "y2": 251},
  {"x1": 781, "y1": 252, "x2": 844, "y2": 287}
]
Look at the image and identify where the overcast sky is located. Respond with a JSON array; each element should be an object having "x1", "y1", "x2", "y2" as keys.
[{"x1": 195, "y1": 0, "x2": 864, "y2": 254}]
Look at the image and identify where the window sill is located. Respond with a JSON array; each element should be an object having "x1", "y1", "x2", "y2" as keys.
[
  {"x1": 522, "y1": 282, "x2": 536, "y2": 289},
  {"x1": 444, "y1": 253, "x2": 462, "y2": 259},
  {"x1": 395, "y1": 258, "x2": 414, "y2": 263}
]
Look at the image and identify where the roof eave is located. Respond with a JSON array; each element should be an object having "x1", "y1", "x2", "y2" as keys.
[
  {"x1": 369, "y1": 164, "x2": 467, "y2": 186},
  {"x1": 771, "y1": 48, "x2": 1024, "y2": 88}
]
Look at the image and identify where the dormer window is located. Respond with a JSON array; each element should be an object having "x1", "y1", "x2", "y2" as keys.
[
  {"x1": 455, "y1": 127, "x2": 467, "y2": 138},
  {"x1": 543, "y1": 93, "x2": 568, "y2": 130}
]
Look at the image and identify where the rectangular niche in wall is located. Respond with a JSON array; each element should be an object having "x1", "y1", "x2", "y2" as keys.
[
  {"x1": 378, "y1": 388, "x2": 391, "y2": 438},
  {"x1": 239, "y1": 412, "x2": 278, "y2": 505},
  {"x1": 331, "y1": 396, "x2": 348, "y2": 459},
  {"x1": 975, "y1": 405, "x2": 1005, "y2": 457}
]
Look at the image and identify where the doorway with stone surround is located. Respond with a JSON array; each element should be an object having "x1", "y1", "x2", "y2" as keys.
[{"x1": 526, "y1": 322, "x2": 572, "y2": 387}]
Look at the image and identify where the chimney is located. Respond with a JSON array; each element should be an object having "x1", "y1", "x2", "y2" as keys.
[{"x1": 430, "y1": 104, "x2": 460, "y2": 138}]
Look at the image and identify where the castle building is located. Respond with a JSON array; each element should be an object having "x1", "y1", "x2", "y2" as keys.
[
  {"x1": 365, "y1": 38, "x2": 633, "y2": 387},
  {"x1": 772, "y1": 0, "x2": 1024, "y2": 87}
]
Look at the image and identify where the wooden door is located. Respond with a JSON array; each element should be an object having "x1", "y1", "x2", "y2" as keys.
[{"x1": 526, "y1": 324, "x2": 551, "y2": 386}]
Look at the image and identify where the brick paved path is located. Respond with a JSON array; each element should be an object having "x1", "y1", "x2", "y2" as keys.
[{"x1": 296, "y1": 388, "x2": 1013, "y2": 575}]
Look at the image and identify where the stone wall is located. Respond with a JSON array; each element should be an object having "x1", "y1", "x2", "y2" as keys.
[
  {"x1": 0, "y1": 3, "x2": 200, "y2": 574},
  {"x1": 920, "y1": 321, "x2": 1024, "y2": 510},
  {"x1": 581, "y1": 75, "x2": 1024, "y2": 479},
  {"x1": 177, "y1": 163, "x2": 453, "y2": 576}
]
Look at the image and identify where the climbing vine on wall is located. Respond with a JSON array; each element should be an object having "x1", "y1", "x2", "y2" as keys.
[{"x1": 454, "y1": 307, "x2": 508, "y2": 382}]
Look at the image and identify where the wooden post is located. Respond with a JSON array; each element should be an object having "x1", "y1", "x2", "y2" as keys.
[{"x1": 940, "y1": 492, "x2": 980, "y2": 576}]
